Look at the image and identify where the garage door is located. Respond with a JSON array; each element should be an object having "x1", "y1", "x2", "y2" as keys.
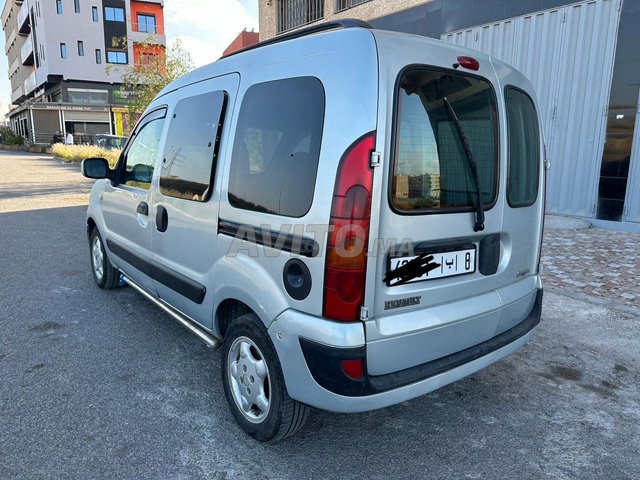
[
  {"x1": 63, "y1": 110, "x2": 111, "y2": 123},
  {"x1": 442, "y1": 0, "x2": 621, "y2": 217}
]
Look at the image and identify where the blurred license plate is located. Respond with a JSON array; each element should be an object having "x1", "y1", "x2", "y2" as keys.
[{"x1": 389, "y1": 248, "x2": 476, "y2": 283}]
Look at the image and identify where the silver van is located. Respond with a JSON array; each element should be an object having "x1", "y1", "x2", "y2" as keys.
[{"x1": 81, "y1": 21, "x2": 545, "y2": 442}]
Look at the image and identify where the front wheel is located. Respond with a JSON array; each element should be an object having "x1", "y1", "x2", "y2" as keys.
[
  {"x1": 221, "y1": 313, "x2": 309, "y2": 442},
  {"x1": 89, "y1": 228, "x2": 120, "y2": 289}
]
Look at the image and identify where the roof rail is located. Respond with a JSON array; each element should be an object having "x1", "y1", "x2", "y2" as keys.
[{"x1": 221, "y1": 19, "x2": 373, "y2": 59}]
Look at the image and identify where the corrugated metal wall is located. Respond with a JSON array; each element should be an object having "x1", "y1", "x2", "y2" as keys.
[
  {"x1": 623, "y1": 89, "x2": 640, "y2": 223},
  {"x1": 442, "y1": 0, "x2": 621, "y2": 217}
]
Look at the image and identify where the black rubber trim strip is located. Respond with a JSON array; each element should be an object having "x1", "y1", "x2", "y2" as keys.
[
  {"x1": 218, "y1": 219, "x2": 319, "y2": 258},
  {"x1": 106, "y1": 239, "x2": 206, "y2": 304},
  {"x1": 221, "y1": 19, "x2": 372, "y2": 59},
  {"x1": 301, "y1": 288, "x2": 543, "y2": 397}
]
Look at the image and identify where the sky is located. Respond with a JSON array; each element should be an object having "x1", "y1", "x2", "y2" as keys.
[{"x1": 0, "y1": 0, "x2": 259, "y2": 117}]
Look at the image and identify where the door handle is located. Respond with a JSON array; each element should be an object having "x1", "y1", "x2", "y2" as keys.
[
  {"x1": 136, "y1": 201, "x2": 149, "y2": 216},
  {"x1": 156, "y1": 205, "x2": 168, "y2": 233}
]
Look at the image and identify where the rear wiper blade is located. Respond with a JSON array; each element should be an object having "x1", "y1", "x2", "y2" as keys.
[{"x1": 442, "y1": 96, "x2": 485, "y2": 232}]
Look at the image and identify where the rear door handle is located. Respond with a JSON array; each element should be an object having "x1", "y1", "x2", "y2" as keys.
[
  {"x1": 136, "y1": 201, "x2": 149, "y2": 216},
  {"x1": 156, "y1": 205, "x2": 168, "y2": 233}
]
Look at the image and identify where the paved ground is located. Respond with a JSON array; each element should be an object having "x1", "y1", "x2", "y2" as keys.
[
  {"x1": 542, "y1": 224, "x2": 640, "y2": 310},
  {"x1": 1, "y1": 151, "x2": 639, "y2": 479}
]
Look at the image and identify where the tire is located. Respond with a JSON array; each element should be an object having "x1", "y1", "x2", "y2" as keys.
[
  {"x1": 221, "y1": 313, "x2": 310, "y2": 442},
  {"x1": 89, "y1": 228, "x2": 120, "y2": 290}
]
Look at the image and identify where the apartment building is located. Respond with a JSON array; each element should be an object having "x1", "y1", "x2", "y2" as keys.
[
  {"x1": 259, "y1": 0, "x2": 640, "y2": 231},
  {"x1": 2, "y1": 0, "x2": 165, "y2": 142}
]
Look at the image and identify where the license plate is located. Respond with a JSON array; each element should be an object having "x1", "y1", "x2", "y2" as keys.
[{"x1": 388, "y1": 247, "x2": 476, "y2": 284}]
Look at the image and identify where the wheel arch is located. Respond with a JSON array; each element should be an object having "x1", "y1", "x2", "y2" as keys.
[
  {"x1": 215, "y1": 298, "x2": 254, "y2": 338},
  {"x1": 86, "y1": 216, "x2": 97, "y2": 243}
]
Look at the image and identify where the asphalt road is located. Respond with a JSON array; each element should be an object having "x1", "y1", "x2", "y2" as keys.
[{"x1": 0, "y1": 151, "x2": 639, "y2": 480}]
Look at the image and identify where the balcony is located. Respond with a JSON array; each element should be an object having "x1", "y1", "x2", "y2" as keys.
[
  {"x1": 5, "y1": 27, "x2": 16, "y2": 53},
  {"x1": 130, "y1": 21, "x2": 166, "y2": 45},
  {"x1": 20, "y1": 36, "x2": 33, "y2": 65},
  {"x1": 11, "y1": 84, "x2": 24, "y2": 103},
  {"x1": 24, "y1": 70, "x2": 36, "y2": 95},
  {"x1": 9, "y1": 54, "x2": 20, "y2": 77},
  {"x1": 17, "y1": 1, "x2": 30, "y2": 35}
]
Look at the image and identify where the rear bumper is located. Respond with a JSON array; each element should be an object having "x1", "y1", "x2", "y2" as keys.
[{"x1": 268, "y1": 288, "x2": 542, "y2": 413}]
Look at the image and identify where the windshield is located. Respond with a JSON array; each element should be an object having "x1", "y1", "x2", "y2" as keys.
[{"x1": 391, "y1": 68, "x2": 498, "y2": 213}]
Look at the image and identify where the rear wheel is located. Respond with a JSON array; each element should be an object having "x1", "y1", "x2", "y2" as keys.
[
  {"x1": 221, "y1": 313, "x2": 309, "y2": 442},
  {"x1": 90, "y1": 228, "x2": 120, "y2": 289}
]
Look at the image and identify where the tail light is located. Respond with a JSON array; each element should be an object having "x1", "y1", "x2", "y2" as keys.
[{"x1": 323, "y1": 132, "x2": 376, "y2": 322}]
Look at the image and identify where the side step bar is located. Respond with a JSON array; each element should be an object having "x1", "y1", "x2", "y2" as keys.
[{"x1": 123, "y1": 276, "x2": 221, "y2": 350}]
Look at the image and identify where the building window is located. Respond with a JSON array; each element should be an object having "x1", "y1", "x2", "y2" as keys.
[
  {"x1": 74, "y1": 0, "x2": 80, "y2": 13},
  {"x1": 106, "y1": 50, "x2": 127, "y2": 64},
  {"x1": 77, "y1": 40, "x2": 84, "y2": 56},
  {"x1": 68, "y1": 89, "x2": 109, "y2": 105},
  {"x1": 95, "y1": 49, "x2": 102, "y2": 64},
  {"x1": 276, "y1": 0, "x2": 323, "y2": 34},
  {"x1": 335, "y1": 0, "x2": 371, "y2": 13},
  {"x1": 136, "y1": 13, "x2": 156, "y2": 33},
  {"x1": 56, "y1": 0, "x2": 63, "y2": 15},
  {"x1": 104, "y1": 6, "x2": 125, "y2": 22},
  {"x1": 92, "y1": 6, "x2": 98, "y2": 21},
  {"x1": 139, "y1": 52, "x2": 157, "y2": 65},
  {"x1": 60, "y1": 43, "x2": 67, "y2": 58}
]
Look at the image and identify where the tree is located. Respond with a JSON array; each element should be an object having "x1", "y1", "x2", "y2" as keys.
[{"x1": 109, "y1": 37, "x2": 194, "y2": 134}]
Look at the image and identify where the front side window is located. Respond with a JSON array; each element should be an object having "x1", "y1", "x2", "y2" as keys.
[
  {"x1": 137, "y1": 13, "x2": 156, "y2": 33},
  {"x1": 106, "y1": 50, "x2": 127, "y2": 64},
  {"x1": 77, "y1": 41, "x2": 84, "y2": 56},
  {"x1": 105, "y1": 6, "x2": 125, "y2": 22},
  {"x1": 60, "y1": 43, "x2": 67, "y2": 59},
  {"x1": 506, "y1": 87, "x2": 540, "y2": 207},
  {"x1": 392, "y1": 68, "x2": 498, "y2": 213},
  {"x1": 92, "y1": 6, "x2": 99, "y2": 21},
  {"x1": 74, "y1": 0, "x2": 80, "y2": 13},
  {"x1": 122, "y1": 112, "x2": 166, "y2": 189},
  {"x1": 228, "y1": 77, "x2": 325, "y2": 217},
  {"x1": 56, "y1": 0, "x2": 63, "y2": 14},
  {"x1": 160, "y1": 91, "x2": 227, "y2": 202},
  {"x1": 95, "y1": 49, "x2": 102, "y2": 64}
]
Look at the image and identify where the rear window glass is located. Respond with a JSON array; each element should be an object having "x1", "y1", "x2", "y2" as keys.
[
  {"x1": 228, "y1": 77, "x2": 325, "y2": 217},
  {"x1": 392, "y1": 68, "x2": 498, "y2": 213},
  {"x1": 506, "y1": 87, "x2": 540, "y2": 207}
]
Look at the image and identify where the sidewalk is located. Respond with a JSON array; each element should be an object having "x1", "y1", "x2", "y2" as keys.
[{"x1": 541, "y1": 215, "x2": 640, "y2": 309}]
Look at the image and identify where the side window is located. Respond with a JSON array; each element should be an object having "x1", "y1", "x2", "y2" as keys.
[
  {"x1": 228, "y1": 77, "x2": 325, "y2": 217},
  {"x1": 160, "y1": 91, "x2": 227, "y2": 202},
  {"x1": 506, "y1": 87, "x2": 540, "y2": 207},
  {"x1": 122, "y1": 111, "x2": 166, "y2": 189}
]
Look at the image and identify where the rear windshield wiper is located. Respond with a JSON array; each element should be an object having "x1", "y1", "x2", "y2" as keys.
[{"x1": 442, "y1": 96, "x2": 485, "y2": 232}]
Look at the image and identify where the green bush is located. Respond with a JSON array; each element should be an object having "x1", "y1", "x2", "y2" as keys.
[{"x1": 0, "y1": 126, "x2": 25, "y2": 145}]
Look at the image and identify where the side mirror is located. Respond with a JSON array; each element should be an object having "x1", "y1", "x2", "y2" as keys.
[{"x1": 81, "y1": 157, "x2": 110, "y2": 179}]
